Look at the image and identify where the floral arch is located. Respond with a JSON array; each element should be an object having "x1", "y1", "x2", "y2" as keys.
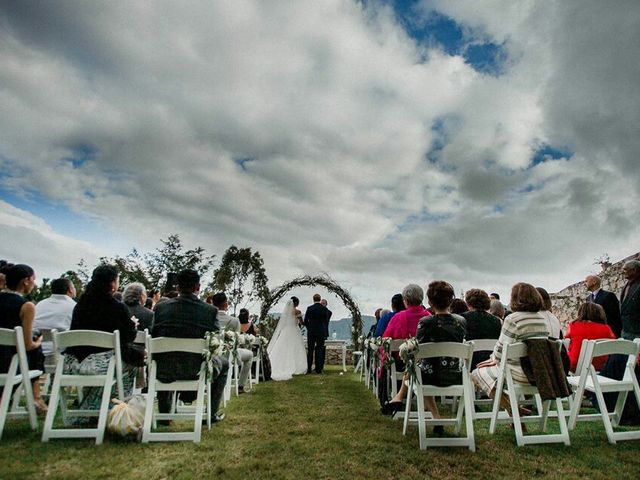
[{"x1": 259, "y1": 274, "x2": 362, "y2": 344}]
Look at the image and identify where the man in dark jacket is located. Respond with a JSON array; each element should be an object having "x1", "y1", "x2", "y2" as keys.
[
  {"x1": 152, "y1": 269, "x2": 228, "y2": 423},
  {"x1": 304, "y1": 293, "x2": 330, "y2": 374},
  {"x1": 585, "y1": 275, "x2": 622, "y2": 338}
]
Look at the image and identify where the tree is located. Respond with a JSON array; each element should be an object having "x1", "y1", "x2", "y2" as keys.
[
  {"x1": 26, "y1": 278, "x2": 51, "y2": 303},
  {"x1": 144, "y1": 234, "x2": 216, "y2": 292},
  {"x1": 210, "y1": 246, "x2": 269, "y2": 315},
  {"x1": 99, "y1": 249, "x2": 152, "y2": 289}
]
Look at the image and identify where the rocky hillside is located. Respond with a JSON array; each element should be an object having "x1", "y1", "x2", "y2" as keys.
[{"x1": 550, "y1": 251, "x2": 639, "y2": 330}]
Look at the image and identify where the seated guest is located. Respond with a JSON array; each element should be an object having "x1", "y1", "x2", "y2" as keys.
[
  {"x1": 536, "y1": 287, "x2": 562, "y2": 338},
  {"x1": 489, "y1": 299, "x2": 506, "y2": 321},
  {"x1": 416, "y1": 281, "x2": 467, "y2": 434},
  {"x1": 153, "y1": 269, "x2": 228, "y2": 423},
  {"x1": 0, "y1": 264, "x2": 46, "y2": 412},
  {"x1": 64, "y1": 265, "x2": 138, "y2": 423},
  {"x1": 34, "y1": 277, "x2": 76, "y2": 357},
  {"x1": 239, "y1": 308, "x2": 257, "y2": 335},
  {"x1": 381, "y1": 284, "x2": 430, "y2": 414},
  {"x1": 211, "y1": 292, "x2": 253, "y2": 394},
  {"x1": 462, "y1": 289, "x2": 502, "y2": 369},
  {"x1": 450, "y1": 298, "x2": 469, "y2": 315},
  {"x1": 383, "y1": 285, "x2": 429, "y2": 340},
  {"x1": 123, "y1": 282, "x2": 154, "y2": 331},
  {"x1": 374, "y1": 293, "x2": 404, "y2": 337},
  {"x1": 565, "y1": 303, "x2": 615, "y2": 373},
  {"x1": 471, "y1": 283, "x2": 549, "y2": 415}
]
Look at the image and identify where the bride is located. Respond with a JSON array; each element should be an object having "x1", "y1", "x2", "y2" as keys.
[{"x1": 267, "y1": 297, "x2": 308, "y2": 381}]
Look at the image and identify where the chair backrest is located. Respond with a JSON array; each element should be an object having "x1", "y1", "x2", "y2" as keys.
[
  {"x1": 414, "y1": 342, "x2": 474, "y2": 364},
  {"x1": 591, "y1": 338, "x2": 639, "y2": 358},
  {"x1": 0, "y1": 328, "x2": 16, "y2": 347},
  {"x1": 470, "y1": 339, "x2": 497, "y2": 352},
  {"x1": 0, "y1": 326, "x2": 31, "y2": 367},
  {"x1": 54, "y1": 329, "x2": 120, "y2": 350},
  {"x1": 148, "y1": 337, "x2": 206, "y2": 355}
]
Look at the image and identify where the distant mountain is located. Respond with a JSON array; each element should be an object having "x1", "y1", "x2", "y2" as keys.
[{"x1": 327, "y1": 315, "x2": 376, "y2": 343}]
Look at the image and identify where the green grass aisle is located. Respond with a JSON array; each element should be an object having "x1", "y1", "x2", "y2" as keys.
[{"x1": 1, "y1": 366, "x2": 639, "y2": 479}]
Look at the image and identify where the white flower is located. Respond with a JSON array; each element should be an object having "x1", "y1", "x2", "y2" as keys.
[{"x1": 131, "y1": 316, "x2": 139, "y2": 327}]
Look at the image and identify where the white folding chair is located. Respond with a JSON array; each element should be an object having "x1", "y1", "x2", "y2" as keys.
[
  {"x1": 250, "y1": 342, "x2": 262, "y2": 386},
  {"x1": 567, "y1": 338, "x2": 640, "y2": 444},
  {"x1": 488, "y1": 340, "x2": 571, "y2": 447},
  {"x1": 402, "y1": 342, "x2": 476, "y2": 451},
  {"x1": 469, "y1": 339, "x2": 499, "y2": 420},
  {"x1": 42, "y1": 330, "x2": 124, "y2": 445},
  {"x1": 388, "y1": 339, "x2": 406, "y2": 400},
  {"x1": 142, "y1": 337, "x2": 208, "y2": 443},
  {"x1": 0, "y1": 327, "x2": 42, "y2": 439},
  {"x1": 223, "y1": 351, "x2": 239, "y2": 406}
]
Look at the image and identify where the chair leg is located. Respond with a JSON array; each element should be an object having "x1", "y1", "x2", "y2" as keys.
[
  {"x1": 592, "y1": 382, "x2": 617, "y2": 444},
  {"x1": 508, "y1": 389, "x2": 525, "y2": 447},
  {"x1": 555, "y1": 398, "x2": 571, "y2": 446},
  {"x1": 611, "y1": 391, "x2": 629, "y2": 428},
  {"x1": 42, "y1": 374, "x2": 62, "y2": 442},
  {"x1": 95, "y1": 380, "x2": 113, "y2": 445},
  {"x1": 464, "y1": 390, "x2": 476, "y2": 452},
  {"x1": 416, "y1": 390, "x2": 427, "y2": 450},
  {"x1": 0, "y1": 377, "x2": 16, "y2": 439}
]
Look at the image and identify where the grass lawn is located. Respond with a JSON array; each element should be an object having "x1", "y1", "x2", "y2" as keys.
[{"x1": 1, "y1": 365, "x2": 639, "y2": 479}]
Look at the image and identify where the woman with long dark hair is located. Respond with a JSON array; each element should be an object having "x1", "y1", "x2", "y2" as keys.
[
  {"x1": 64, "y1": 265, "x2": 138, "y2": 422},
  {"x1": 0, "y1": 263, "x2": 46, "y2": 412}
]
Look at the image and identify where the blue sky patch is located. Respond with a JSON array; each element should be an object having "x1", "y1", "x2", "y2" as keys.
[
  {"x1": 0, "y1": 186, "x2": 133, "y2": 257},
  {"x1": 385, "y1": 1, "x2": 508, "y2": 75},
  {"x1": 62, "y1": 143, "x2": 97, "y2": 169},
  {"x1": 234, "y1": 157, "x2": 255, "y2": 171},
  {"x1": 532, "y1": 144, "x2": 572, "y2": 166}
]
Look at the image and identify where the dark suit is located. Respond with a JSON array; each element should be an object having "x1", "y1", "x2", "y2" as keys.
[
  {"x1": 620, "y1": 280, "x2": 640, "y2": 341},
  {"x1": 152, "y1": 293, "x2": 229, "y2": 418},
  {"x1": 304, "y1": 302, "x2": 330, "y2": 373},
  {"x1": 587, "y1": 289, "x2": 622, "y2": 338}
]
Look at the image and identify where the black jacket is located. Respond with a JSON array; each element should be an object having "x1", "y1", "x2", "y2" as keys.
[
  {"x1": 588, "y1": 289, "x2": 622, "y2": 338},
  {"x1": 152, "y1": 293, "x2": 219, "y2": 381},
  {"x1": 304, "y1": 302, "x2": 330, "y2": 337}
]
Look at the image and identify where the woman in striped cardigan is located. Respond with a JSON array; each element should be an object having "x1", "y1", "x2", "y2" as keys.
[{"x1": 471, "y1": 283, "x2": 550, "y2": 410}]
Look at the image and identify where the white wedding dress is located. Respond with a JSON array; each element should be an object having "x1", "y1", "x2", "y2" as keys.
[{"x1": 267, "y1": 300, "x2": 308, "y2": 381}]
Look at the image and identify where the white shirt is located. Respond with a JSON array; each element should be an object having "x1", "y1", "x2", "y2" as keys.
[
  {"x1": 34, "y1": 294, "x2": 76, "y2": 355},
  {"x1": 217, "y1": 311, "x2": 241, "y2": 333}
]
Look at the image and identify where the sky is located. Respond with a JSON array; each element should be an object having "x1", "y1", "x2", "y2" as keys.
[{"x1": 1, "y1": 0, "x2": 639, "y2": 321}]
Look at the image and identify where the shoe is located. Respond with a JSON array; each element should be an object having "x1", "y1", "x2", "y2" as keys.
[
  {"x1": 212, "y1": 413, "x2": 225, "y2": 423},
  {"x1": 158, "y1": 420, "x2": 172, "y2": 426},
  {"x1": 433, "y1": 425, "x2": 445, "y2": 436},
  {"x1": 381, "y1": 401, "x2": 403, "y2": 415},
  {"x1": 238, "y1": 386, "x2": 246, "y2": 395}
]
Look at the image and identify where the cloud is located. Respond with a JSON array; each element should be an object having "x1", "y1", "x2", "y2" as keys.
[
  {"x1": 0, "y1": 1, "x2": 638, "y2": 319},
  {"x1": 0, "y1": 201, "x2": 105, "y2": 279}
]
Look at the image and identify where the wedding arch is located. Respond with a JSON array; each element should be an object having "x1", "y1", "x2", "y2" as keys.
[{"x1": 259, "y1": 274, "x2": 362, "y2": 344}]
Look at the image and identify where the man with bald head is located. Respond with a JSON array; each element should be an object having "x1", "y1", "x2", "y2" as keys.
[{"x1": 585, "y1": 274, "x2": 621, "y2": 338}]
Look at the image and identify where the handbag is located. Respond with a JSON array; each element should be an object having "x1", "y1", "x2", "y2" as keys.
[
  {"x1": 107, "y1": 396, "x2": 146, "y2": 438},
  {"x1": 122, "y1": 342, "x2": 146, "y2": 367}
]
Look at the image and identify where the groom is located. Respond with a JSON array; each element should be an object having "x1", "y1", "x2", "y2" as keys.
[{"x1": 304, "y1": 293, "x2": 330, "y2": 374}]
